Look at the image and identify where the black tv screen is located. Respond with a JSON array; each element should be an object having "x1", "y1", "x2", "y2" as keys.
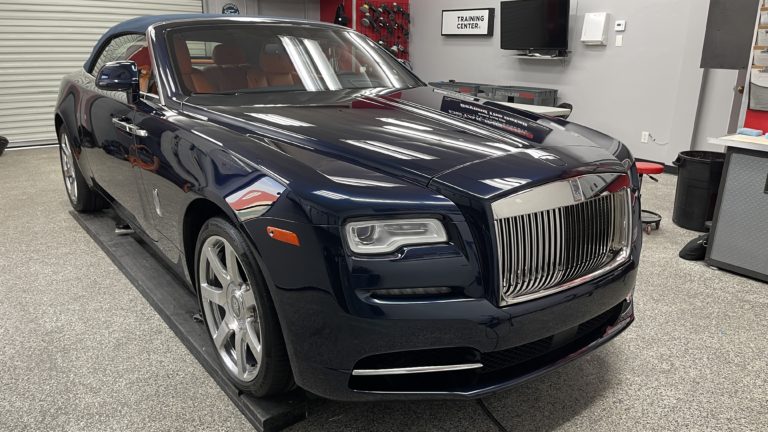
[{"x1": 500, "y1": 0, "x2": 570, "y2": 50}]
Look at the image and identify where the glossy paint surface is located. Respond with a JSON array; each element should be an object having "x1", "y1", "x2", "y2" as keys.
[{"x1": 55, "y1": 16, "x2": 642, "y2": 401}]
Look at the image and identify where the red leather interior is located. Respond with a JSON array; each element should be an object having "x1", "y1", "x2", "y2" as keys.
[
  {"x1": 127, "y1": 45, "x2": 151, "y2": 93},
  {"x1": 204, "y1": 44, "x2": 250, "y2": 91},
  {"x1": 173, "y1": 37, "x2": 214, "y2": 93},
  {"x1": 173, "y1": 40, "x2": 305, "y2": 92},
  {"x1": 212, "y1": 44, "x2": 246, "y2": 65},
  {"x1": 259, "y1": 45, "x2": 298, "y2": 86}
]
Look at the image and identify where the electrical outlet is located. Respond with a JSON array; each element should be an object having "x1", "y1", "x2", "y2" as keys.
[{"x1": 641, "y1": 131, "x2": 650, "y2": 143}]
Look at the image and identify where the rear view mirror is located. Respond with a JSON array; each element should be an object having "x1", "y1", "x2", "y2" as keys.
[{"x1": 96, "y1": 61, "x2": 140, "y2": 103}]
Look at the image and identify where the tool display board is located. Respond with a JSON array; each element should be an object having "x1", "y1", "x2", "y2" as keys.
[{"x1": 357, "y1": 1, "x2": 410, "y2": 61}]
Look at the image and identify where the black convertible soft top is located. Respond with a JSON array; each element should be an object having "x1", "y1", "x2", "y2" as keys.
[{"x1": 84, "y1": 14, "x2": 210, "y2": 71}]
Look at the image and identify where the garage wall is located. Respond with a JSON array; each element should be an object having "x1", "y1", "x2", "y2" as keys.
[
  {"x1": 408, "y1": 0, "x2": 731, "y2": 164},
  {"x1": 0, "y1": 0, "x2": 203, "y2": 147}
]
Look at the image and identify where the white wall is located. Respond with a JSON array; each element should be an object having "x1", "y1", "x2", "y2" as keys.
[{"x1": 409, "y1": 0, "x2": 736, "y2": 163}]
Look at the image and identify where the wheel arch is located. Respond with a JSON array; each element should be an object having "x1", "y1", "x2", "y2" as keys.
[
  {"x1": 54, "y1": 110, "x2": 89, "y2": 180},
  {"x1": 54, "y1": 113, "x2": 64, "y2": 137},
  {"x1": 182, "y1": 197, "x2": 230, "y2": 287},
  {"x1": 54, "y1": 111, "x2": 89, "y2": 182}
]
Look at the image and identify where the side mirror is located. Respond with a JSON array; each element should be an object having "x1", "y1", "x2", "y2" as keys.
[{"x1": 96, "y1": 61, "x2": 140, "y2": 103}]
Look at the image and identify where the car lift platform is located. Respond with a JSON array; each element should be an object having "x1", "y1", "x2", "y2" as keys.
[{"x1": 73, "y1": 210, "x2": 309, "y2": 432}]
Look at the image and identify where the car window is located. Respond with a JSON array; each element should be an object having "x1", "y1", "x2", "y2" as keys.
[
  {"x1": 92, "y1": 34, "x2": 158, "y2": 96},
  {"x1": 186, "y1": 40, "x2": 220, "y2": 65},
  {"x1": 91, "y1": 34, "x2": 145, "y2": 75},
  {"x1": 166, "y1": 24, "x2": 421, "y2": 96}
]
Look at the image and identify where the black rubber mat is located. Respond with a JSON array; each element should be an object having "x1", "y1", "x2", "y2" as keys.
[{"x1": 72, "y1": 209, "x2": 308, "y2": 432}]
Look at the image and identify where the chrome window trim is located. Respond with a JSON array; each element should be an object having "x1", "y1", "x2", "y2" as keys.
[
  {"x1": 146, "y1": 26, "x2": 166, "y2": 106},
  {"x1": 140, "y1": 91, "x2": 160, "y2": 101}
]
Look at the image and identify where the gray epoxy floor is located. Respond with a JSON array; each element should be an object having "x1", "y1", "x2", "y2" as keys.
[{"x1": 1, "y1": 146, "x2": 766, "y2": 431}]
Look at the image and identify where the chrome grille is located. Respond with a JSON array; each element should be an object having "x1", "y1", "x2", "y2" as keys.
[{"x1": 494, "y1": 187, "x2": 631, "y2": 305}]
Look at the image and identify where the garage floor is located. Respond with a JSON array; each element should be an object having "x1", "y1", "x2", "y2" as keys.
[{"x1": 1, "y1": 147, "x2": 766, "y2": 432}]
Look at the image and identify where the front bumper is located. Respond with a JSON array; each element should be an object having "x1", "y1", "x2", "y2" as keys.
[{"x1": 248, "y1": 213, "x2": 639, "y2": 401}]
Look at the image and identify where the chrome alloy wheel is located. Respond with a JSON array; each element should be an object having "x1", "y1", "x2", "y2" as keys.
[
  {"x1": 199, "y1": 236, "x2": 263, "y2": 381},
  {"x1": 59, "y1": 132, "x2": 77, "y2": 203}
]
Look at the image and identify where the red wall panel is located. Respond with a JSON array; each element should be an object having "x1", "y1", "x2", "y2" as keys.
[{"x1": 319, "y1": 0, "x2": 410, "y2": 61}]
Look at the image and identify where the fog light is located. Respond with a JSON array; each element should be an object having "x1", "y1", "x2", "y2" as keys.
[{"x1": 371, "y1": 287, "x2": 452, "y2": 298}]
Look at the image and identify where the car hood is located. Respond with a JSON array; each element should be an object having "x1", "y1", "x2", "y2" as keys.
[{"x1": 187, "y1": 87, "x2": 627, "y2": 198}]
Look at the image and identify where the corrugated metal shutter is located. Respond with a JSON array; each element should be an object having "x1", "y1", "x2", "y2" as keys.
[{"x1": 0, "y1": 0, "x2": 202, "y2": 147}]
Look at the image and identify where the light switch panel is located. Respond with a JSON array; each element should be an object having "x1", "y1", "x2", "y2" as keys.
[{"x1": 616, "y1": 35, "x2": 624, "y2": 47}]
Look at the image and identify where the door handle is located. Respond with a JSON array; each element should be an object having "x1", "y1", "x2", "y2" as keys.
[{"x1": 112, "y1": 118, "x2": 148, "y2": 137}]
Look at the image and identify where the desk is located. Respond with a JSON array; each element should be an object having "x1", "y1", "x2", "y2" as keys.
[
  {"x1": 707, "y1": 134, "x2": 768, "y2": 152},
  {"x1": 490, "y1": 101, "x2": 572, "y2": 117},
  {"x1": 705, "y1": 135, "x2": 768, "y2": 283}
]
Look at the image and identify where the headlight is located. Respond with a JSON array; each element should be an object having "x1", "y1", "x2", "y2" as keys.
[{"x1": 344, "y1": 218, "x2": 448, "y2": 254}]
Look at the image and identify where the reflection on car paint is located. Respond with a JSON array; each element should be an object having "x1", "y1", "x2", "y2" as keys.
[
  {"x1": 226, "y1": 176, "x2": 285, "y2": 211},
  {"x1": 313, "y1": 190, "x2": 454, "y2": 206},
  {"x1": 247, "y1": 113, "x2": 315, "y2": 127},
  {"x1": 340, "y1": 139, "x2": 435, "y2": 160},
  {"x1": 326, "y1": 176, "x2": 402, "y2": 188}
]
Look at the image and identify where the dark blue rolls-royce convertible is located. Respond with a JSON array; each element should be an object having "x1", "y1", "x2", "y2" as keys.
[{"x1": 55, "y1": 15, "x2": 641, "y2": 401}]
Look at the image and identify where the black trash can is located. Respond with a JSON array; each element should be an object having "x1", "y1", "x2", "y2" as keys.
[
  {"x1": 0, "y1": 136, "x2": 7, "y2": 156},
  {"x1": 672, "y1": 151, "x2": 725, "y2": 232}
]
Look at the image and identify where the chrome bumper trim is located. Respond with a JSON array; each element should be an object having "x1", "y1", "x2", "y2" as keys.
[{"x1": 352, "y1": 363, "x2": 484, "y2": 376}]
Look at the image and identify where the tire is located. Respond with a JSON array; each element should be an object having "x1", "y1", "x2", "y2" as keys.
[
  {"x1": 195, "y1": 217, "x2": 293, "y2": 396},
  {"x1": 58, "y1": 126, "x2": 106, "y2": 212}
]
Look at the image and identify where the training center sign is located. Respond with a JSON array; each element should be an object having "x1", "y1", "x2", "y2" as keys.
[{"x1": 441, "y1": 8, "x2": 495, "y2": 36}]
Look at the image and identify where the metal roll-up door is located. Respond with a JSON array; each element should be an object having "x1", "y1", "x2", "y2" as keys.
[{"x1": 0, "y1": 0, "x2": 203, "y2": 147}]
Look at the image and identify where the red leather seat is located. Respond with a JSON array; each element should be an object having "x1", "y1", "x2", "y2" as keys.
[
  {"x1": 256, "y1": 45, "x2": 299, "y2": 87},
  {"x1": 204, "y1": 44, "x2": 250, "y2": 91},
  {"x1": 636, "y1": 162, "x2": 664, "y2": 175},
  {"x1": 173, "y1": 38, "x2": 214, "y2": 93}
]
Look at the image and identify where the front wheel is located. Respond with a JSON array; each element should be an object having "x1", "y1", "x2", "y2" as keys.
[
  {"x1": 195, "y1": 217, "x2": 293, "y2": 396},
  {"x1": 58, "y1": 127, "x2": 106, "y2": 212}
]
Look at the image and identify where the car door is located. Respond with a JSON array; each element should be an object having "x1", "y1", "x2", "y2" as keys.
[
  {"x1": 131, "y1": 94, "x2": 197, "y2": 246},
  {"x1": 84, "y1": 34, "x2": 148, "y2": 227},
  {"x1": 130, "y1": 39, "x2": 213, "y2": 251}
]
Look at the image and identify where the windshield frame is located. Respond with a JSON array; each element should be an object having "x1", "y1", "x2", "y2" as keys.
[{"x1": 158, "y1": 20, "x2": 424, "y2": 101}]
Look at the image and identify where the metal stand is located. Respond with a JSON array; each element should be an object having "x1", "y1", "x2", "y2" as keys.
[{"x1": 72, "y1": 209, "x2": 308, "y2": 432}]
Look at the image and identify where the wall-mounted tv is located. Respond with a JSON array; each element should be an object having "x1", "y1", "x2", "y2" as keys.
[{"x1": 500, "y1": 0, "x2": 570, "y2": 51}]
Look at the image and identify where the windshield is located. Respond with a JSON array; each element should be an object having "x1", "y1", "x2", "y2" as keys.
[{"x1": 166, "y1": 24, "x2": 421, "y2": 96}]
